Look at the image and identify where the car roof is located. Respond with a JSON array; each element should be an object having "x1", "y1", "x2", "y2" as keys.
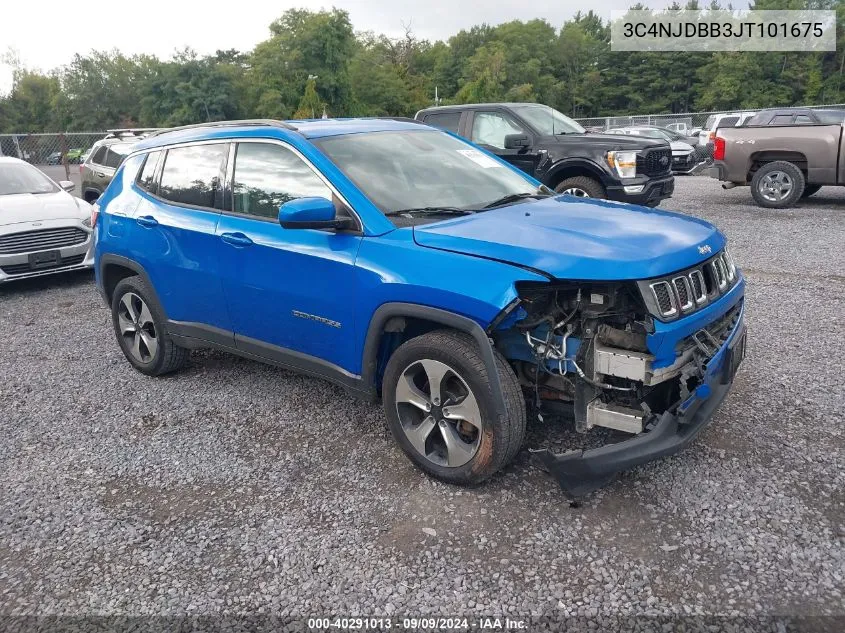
[
  {"x1": 133, "y1": 117, "x2": 428, "y2": 151},
  {"x1": 418, "y1": 102, "x2": 545, "y2": 114},
  {"x1": 0, "y1": 156, "x2": 28, "y2": 165}
]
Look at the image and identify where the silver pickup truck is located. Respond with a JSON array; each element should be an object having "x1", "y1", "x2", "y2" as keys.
[{"x1": 708, "y1": 108, "x2": 845, "y2": 208}]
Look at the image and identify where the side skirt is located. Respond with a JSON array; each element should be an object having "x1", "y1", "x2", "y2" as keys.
[{"x1": 166, "y1": 320, "x2": 375, "y2": 401}]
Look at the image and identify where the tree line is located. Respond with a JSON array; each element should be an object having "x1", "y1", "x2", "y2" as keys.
[{"x1": 1, "y1": 0, "x2": 843, "y2": 133}]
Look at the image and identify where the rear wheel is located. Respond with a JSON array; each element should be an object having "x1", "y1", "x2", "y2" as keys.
[
  {"x1": 750, "y1": 161, "x2": 805, "y2": 208},
  {"x1": 801, "y1": 184, "x2": 822, "y2": 199},
  {"x1": 554, "y1": 176, "x2": 605, "y2": 199},
  {"x1": 382, "y1": 330, "x2": 526, "y2": 485},
  {"x1": 111, "y1": 276, "x2": 188, "y2": 376}
]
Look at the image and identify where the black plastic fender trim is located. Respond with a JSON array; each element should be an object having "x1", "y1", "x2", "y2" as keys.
[{"x1": 361, "y1": 302, "x2": 507, "y2": 418}]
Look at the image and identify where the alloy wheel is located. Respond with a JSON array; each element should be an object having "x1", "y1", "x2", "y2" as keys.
[
  {"x1": 758, "y1": 171, "x2": 793, "y2": 203},
  {"x1": 117, "y1": 292, "x2": 158, "y2": 364},
  {"x1": 394, "y1": 359, "x2": 482, "y2": 468},
  {"x1": 561, "y1": 187, "x2": 590, "y2": 197}
]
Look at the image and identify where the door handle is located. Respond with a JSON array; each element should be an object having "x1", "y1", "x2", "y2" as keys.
[
  {"x1": 94, "y1": 171, "x2": 106, "y2": 178},
  {"x1": 136, "y1": 215, "x2": 159, "y2": 228},
  {"x1": 220, "y1": 232, "x2": 254, "y2": 248}
]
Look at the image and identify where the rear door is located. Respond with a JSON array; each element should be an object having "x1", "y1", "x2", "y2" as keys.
[
  {"x1": 465, "y1": 109, "x2": 540, "y2": 177},
  {"x1": 126, "y1": 143, "x2": 232, "y2": 336}
]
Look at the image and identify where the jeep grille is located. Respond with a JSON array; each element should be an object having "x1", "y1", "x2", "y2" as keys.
[{"x1": 639, "y1": 250, "x2": 739, "y2": 321}]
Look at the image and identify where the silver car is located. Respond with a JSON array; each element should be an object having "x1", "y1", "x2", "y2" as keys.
[{"x1": 0, "y1": 157, "x2": 94, "y2": 283}]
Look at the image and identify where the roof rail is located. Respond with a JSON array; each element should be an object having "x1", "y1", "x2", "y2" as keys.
[
  {"x1": 376, "y1": 116, "x2": 423, "y2": 124},
  {"x1": 146, "y1": 119, "x2": 298, "y2": 138}
]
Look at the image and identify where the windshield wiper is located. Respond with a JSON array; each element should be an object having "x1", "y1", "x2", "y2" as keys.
[
  {"x1": 385, "y1": 207, "x2": 475, "y2": 217},
  {"x1": 482, "y1": 192, "x2": 550, "y2": 209}
]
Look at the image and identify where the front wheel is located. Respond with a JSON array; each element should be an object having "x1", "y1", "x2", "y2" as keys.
[
  {"x1": 555, "y1": 176, "x2": 606, "y2": 199},
  {"x1": 382, "y1": 330, "x2": 526, "y2": 485},
  {"x1": 750, "y1": 161, "x2": 805, "y2": 208}
]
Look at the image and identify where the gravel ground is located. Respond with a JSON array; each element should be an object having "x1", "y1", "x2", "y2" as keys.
[{"x1": 0, "y1": 177, "x2": 843, "y2": 629}]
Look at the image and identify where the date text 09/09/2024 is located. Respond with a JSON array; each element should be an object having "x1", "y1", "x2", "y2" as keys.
[{"x1": 307, "y1": 617, "x2": 528, "y2": 630}]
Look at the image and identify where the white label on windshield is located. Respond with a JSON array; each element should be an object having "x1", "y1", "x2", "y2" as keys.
[{"x1": 457, "y1": 149, "x2": 500, "y2": 169}]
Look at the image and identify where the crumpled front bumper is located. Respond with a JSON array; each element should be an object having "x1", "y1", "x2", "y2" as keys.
[{"x1": 532, "y1": 302, "x2": 747, "y2": 499}]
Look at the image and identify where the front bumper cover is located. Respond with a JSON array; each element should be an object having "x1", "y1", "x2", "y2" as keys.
[{"x1": 531, "y1": 311, "x2": 746, "y2": 499}]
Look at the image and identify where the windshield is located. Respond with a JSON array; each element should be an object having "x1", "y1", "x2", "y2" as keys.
[
  {"x1": 509, "y1": 104, "x2": 585, "y2": 135},
  {"x1": 0, "y1": 162, "x2": 59, "y2": 196},
  {"x1": 315, "y1": 130, "x2": 541, "y2": 216},
  {"x1": 631, "y1": 128, "x2": 682, "y2": 141}
]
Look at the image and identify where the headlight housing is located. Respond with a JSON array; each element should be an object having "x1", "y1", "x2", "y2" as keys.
[{"x1": 606, "y1": 150, "x2": 638, "y2": 179}]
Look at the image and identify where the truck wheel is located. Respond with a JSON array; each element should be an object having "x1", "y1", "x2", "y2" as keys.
[
  {"x1": 750, "y1": 161, "x2": 805, "y2": 208},
  {"x1": 801, "y1": 184, "x2": 822, "y2": 199},
  {"x1": 111, "y1": 276, "x2": 188, "y2": 376},
  {"x1": 555, "y1": 176, "x2": 605, "y2": 199},
  {"x1": 382, "y1": 330, "x2": 526, "y2": 485}
]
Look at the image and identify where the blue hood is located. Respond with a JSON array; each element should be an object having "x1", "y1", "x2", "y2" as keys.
[{"x1": 412, "y1": 196, "x2": 725, "y2": 280}]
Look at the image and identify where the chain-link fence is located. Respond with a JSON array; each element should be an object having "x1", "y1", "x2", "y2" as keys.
[
  {"x1": 575, "y1": 103, "x2": 845, "y2": 133},
  {"x1": 0, "y1": 132, "x2": 106, "y2": 180}
]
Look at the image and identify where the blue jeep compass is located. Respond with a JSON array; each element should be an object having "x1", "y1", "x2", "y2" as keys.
[{"x1": 93, "y1": 118, "x2": 746, "y2": 497}]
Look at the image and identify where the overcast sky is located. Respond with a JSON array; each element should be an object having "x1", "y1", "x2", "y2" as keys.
[{"x1": 1, "y1": 0, "x2": 670, "y2": 92}]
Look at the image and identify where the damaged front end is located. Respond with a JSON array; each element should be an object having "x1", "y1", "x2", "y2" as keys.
[{"x1": 491, "y1": 250, "x2": 746, "y2": 498}]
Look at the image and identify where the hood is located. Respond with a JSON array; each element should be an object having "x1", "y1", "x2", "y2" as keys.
[
  {"x1": 0, "y1": 191, "x2": 88, "y2": 226},
  {"x1": 670, "y1": 140, "x2": 694, "y2": 154},
  {"x1": 544, "y1": 132, "x2": 667, "y2": 151},
  {"x1": 412, "y1": 196, "x2": 725, "y2": 280}
]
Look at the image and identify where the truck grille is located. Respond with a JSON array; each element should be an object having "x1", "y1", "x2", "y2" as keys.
[
  {"x1": 639, "y1": 250, "x2": 739, "y2": 321},
  {"x1": 1, "y1": 254, "x2": 86, "y2": 276},
  {"x1": 637, "y1": 147, "x2": 672, "y2": 176},
  {"x1": 0, "y1": 227, "x2": 88, "y2": 254}
]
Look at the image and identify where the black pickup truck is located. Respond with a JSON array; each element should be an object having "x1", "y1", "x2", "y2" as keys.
[{"x1": 415, "y1": 103, "x2": 675, "y2": 207}]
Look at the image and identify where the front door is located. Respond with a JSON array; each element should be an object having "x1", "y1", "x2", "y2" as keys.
[
  {"x1": 467, "y1": 110, "x2": 540, "y2": 177},
  {"x1": 215, "y1": 141, "x2": 362, "y2": 373}
]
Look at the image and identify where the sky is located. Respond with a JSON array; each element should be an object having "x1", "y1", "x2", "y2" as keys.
[{"x1": 0, "y1": 0, "x2": 670, "y2": 93}]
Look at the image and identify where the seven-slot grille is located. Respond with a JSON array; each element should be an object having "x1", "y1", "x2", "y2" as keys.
[
  {"x1": 641, "y1": 250, "x2": 738, "y2": 321},
  {"x1": 637, "y1": 147, "x2": 672, "y2": 176},
  {"x1": 0, "y1": 227, "x2": 88, "y2": 255}
]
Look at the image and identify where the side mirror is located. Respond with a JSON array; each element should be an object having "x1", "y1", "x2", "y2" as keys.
[
  {"x1": 59, "y1": 180, "x2": 75, "y2": 192},
  {"x1": 278, "y1": 197, "x2": 355, "y2": 231},
  {"x1": 504, "y1": 133, "x2": 530, "y2": 150}
]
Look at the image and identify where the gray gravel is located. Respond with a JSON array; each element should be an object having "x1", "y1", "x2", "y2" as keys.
[{"x1": 0, "y1": 177, "x2": 843, "y2": 626}]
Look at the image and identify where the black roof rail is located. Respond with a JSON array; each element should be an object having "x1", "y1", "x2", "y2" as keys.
[
  {"x1": 376, "y1": 116, "x2": 423, "y2": 124},
  {"x1": 146, "y1": 119, "x2": 298, "y2": 138}
]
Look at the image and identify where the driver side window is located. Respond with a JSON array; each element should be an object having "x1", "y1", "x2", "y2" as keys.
[
  {"x1": 232, "y1": 142, "x2": 332, "y2": 220},
  {"x1": 471, "y1": 112, "x2": 525, "y2": 150}
]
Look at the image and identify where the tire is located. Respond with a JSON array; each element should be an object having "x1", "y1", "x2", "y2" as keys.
[
  {"x1": 382, "y1": 329, "x2": 526, "y2": 485},
  {"x1": 554, "y1": 175, "x2": 606, "y2": 199},
  {"x1": 750, "y1": 161, "x2": 805, "y2": 208},
  {"x1": 111, "y1": 275, "x2": 188, "y2": 376},
  {"x1": 801, "y1": 184, "x2": 822, "y2": 199}
]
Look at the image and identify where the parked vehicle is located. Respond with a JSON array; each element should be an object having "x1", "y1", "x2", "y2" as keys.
[
  {"x1": 744, "y1": 108, "x2": 845, "y2": 127},
  {"x1": 80, "y1": 129, "x2": 158, "y2": 202},
  {"x1": 0, "y1": 157, "x2": 94, "y2": 283},
  {"x1": 66, "y1": 148, "x2": 85, "y2": 164},
  {"x1": 45, "y1": 151, "x2": 62, "y2": 165},
  {"x1": 415, "y1": 103, "x2": 675, "y2": 207},
  {"x1": 94, "y1": 118, "x2": 746, "y2": 498},
  {"x1": 607, "y1": 126, "x2": 702, "y2": 174},
  {"x1": 709, "y1": 115, "x2": 844, "y2": 208},
  {"x1": 698, "y1": 112, "x2": 756, "y2": 147}
]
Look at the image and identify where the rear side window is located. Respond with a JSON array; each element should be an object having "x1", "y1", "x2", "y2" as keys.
[
  {"x1": 717, "y1": 116, "x2": 738, "y2": 129},
  {"x1": 103, "y1": 143, "x2": 133, "y2": 169},
  {"x1": 422, "y1": 112, "x2": 462, "y2": 134},
  {"x1": 795, "y1": 115, "x2": 813, "y2": 124},
  {"x1": 159, "y1": 144, "x2": 228, "y2": 208},
  {"x1": 232, "y1": 142, "x2": 332, "y2": 220},
  {"x1": 770, "y1": 115, "x2": 794, "y2": 125},
  {"x1": 704, "y1": 116, "x2": 716, "y2": 129},
  {"x1": 137, "y1": 151, "x2": 161, "y2": 192},
  {"x1": 91, "y1": 146, "x2": 108, "y2": 165}
]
